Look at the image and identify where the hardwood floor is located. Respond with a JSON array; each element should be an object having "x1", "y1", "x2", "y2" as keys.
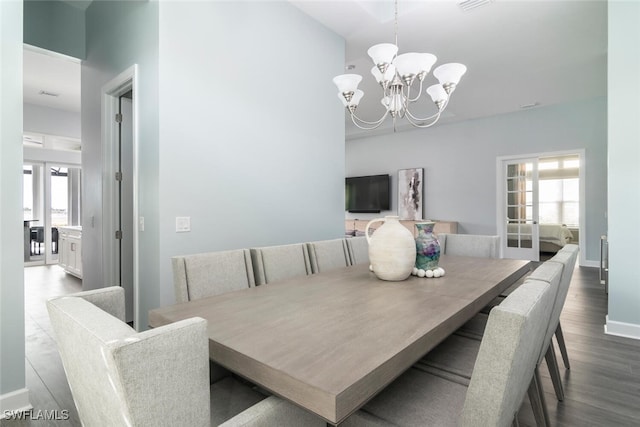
[{"x1": 3, "y1": 263, "x2": 639, "y2": 426}]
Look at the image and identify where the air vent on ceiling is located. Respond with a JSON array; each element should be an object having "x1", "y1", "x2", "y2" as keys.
[
  {"x1": 458, "y1": 0, "x2": 492, "y2": 12},
  {"x1": 39, "y1": 90, "x2": 60, "y2": 97}
]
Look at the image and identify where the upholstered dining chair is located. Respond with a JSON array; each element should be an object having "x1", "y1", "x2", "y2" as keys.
[
  {"x1": 364, "y1": 279, "x2": 555, "y2": 426},
  {"x1": 461, "y1": 246, "x2": 579, "y2": 408},
  {"x1": 423, "y1": 261, "x2": 563, "y2": 426},
  {"x1": 552, "y1": 244, "x2": 580, "y2": 370},
  {"x1": 307, "y1": 238, "x2": 350, "y2": 273},
  {"x1": 345, "y1": 236, "x2": 369, "y2": 266},
  {"x1": 438, "y1": 233, "x2": 500, "y2": 258},
  {"x1": 172, "y1": 249, "x2": 255, "y2": 303},
  {"x1": 48, "y1": 287, "x2": 214, "y2": 426},
  {"x1": 48, "y1": 287, "x2": 384, "y2": 427},
  {"x1": 250, "y1": 243, "x2": 312, "y2": 286}
]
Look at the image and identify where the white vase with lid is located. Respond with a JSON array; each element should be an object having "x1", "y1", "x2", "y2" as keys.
[{"x1": 365, "y1": 215, "x2": 416, "y2": 281}]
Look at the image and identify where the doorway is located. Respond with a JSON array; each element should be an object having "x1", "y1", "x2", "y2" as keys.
[
  {"x1": 23, "y1": 161, "x2": 82, "y2": 266},
  {"x1": 497, "y1": 150, "x2": 584, "y2": 262},
  {"x1": 102, "y1": 66, "x2": 138, "y2": 327}
]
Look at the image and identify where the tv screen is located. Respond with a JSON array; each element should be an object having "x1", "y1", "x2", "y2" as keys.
[{"x1": 345, "y1": 174, "x2": 390, "y2": 213}]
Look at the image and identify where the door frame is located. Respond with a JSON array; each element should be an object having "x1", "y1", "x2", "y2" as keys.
[
  {"x1": 496, "y1": 149, "x2": 586, "y2": 265},
  {"x1": 101, "y1": 65, "x2": 139, "y2": 328}
]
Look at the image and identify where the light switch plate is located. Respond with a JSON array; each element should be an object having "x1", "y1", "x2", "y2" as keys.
[{"x1": 176, "y1": 216, "x2": 191, "y2": 232}]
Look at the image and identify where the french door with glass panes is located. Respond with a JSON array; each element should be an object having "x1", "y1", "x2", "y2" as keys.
[
  {"x1": 23, "y1": 162, "x2": 81, "y2": 265},
  {"x1": 500, "y1": 157, "x2": 539, "y2": 261}
]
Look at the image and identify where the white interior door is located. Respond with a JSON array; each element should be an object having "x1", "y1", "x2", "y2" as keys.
[
  {"x1": 501, "y1": 157, "x2": 539, "y2": 261},
  {"x1": 118, "y1": 92, "x2": 134, "y2": 323}
]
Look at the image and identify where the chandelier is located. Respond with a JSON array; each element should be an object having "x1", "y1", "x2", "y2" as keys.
[{"x1": 333, "y1": 0, "x2": 467, "y2": 130}]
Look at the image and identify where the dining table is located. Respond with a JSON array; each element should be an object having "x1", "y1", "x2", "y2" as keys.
[{"x1": 149, "y1": 255, "x2": 531, "y2": 425}]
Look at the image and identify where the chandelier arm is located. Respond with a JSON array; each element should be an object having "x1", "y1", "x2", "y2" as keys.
[
  {"x1": 404, "y1": 111, "x2": 442, "y2": 128},
  {"x1": 404, "y1": 107, "x2": 442, "y2": 122},
  {"x1": 404, "y1": 96, "x2": 451, "y2": 122},
  {"x1": 349, "y1": 112, "x2": 390, "y2": 130},
  {"x1": 349, "y1": 109, "x2": 390, "y2": 126},
  {"x1": 406, "y1": 79, "x2": 424, "y2": 103}
]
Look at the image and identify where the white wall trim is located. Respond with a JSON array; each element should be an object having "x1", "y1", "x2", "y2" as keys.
[
  {"x1": 605, "y1": 315, "x2": 640, "y2": 340},
  {"x1": 0, "y1": 389, "x2": 32, "y2": 419},
  {"x1": 101, "y1": 64, "x2": 140, "y2": 330}
]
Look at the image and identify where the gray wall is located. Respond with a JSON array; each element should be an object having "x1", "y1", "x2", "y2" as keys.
[
  {"x1": 81, "y1": 0, "x2": 160, "y2": 332},
  {"x1": 0, "y1": 0, "x2": 26, "y2": 402},
  {"x1": 23, "y1": 0, "x2": 85, "y2": 59},
  {"x1": 157, "y1": 1, "x2": 345, "y2": 306},
  {"x1": 81, "y1": 1, "x2": 344, "y2": 327},
  {"x1": 346, "y1": 97, "x2": 607, "y2": 264},
  {"x1": 607, "y1": 2, "x2": 640, "y2": 333}
]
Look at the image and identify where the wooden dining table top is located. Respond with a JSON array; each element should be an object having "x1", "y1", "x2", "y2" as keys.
[{"x1": 149, "y1": 255, "x2": 530, "y2": 425}]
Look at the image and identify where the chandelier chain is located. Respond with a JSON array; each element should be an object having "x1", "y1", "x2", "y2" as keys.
[{"x1": 394, "y1": 0, "x2": 399, "y2": 48}]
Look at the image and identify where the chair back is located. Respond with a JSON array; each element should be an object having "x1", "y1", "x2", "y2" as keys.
[
  {"x1": 440, "y1": 234, "x2": 500, "y2": 258},
  {"x1": 527, "y1": 261, "x2": 564, "y2": 363},
  {"x1": 172, "y1": 249, "x2": 255, "y2": 303},
  {"x1": 250, "y1": 243, "x2": 312, "y2": 285},
  {"x1": 546, "y1": 245, "x2": 579, "y2": 333},
  {"x1": 307, "y1": 239, "x2": 350, "y2": 273},
  {"x1": 460, "y1": 279, "x2": 555, "y2": 426},
  {"x1": 47, "y1": 287, "x2": 210, "y2": 427},
  {"x1": 346, "y1": 236, "x2": 369, "y2": 266}
]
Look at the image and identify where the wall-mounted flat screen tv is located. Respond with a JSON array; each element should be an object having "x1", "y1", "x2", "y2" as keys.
[{"x1": 345, "y1": 174, "x2": 390, "y2": 213}]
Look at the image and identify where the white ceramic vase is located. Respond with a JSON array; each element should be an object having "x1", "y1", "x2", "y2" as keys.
[{"x1": 365, "y1": 216, "x2": 417, "y2": 281}]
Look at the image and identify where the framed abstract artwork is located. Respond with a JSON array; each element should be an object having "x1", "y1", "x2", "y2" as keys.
[{"x1": 398, "y1": 168, "x2": 423, "y2": 220}]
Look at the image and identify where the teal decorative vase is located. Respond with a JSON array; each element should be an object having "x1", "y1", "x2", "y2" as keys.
[{"x1": 415, "y1": 221, "x2": 440, "y2": 270}]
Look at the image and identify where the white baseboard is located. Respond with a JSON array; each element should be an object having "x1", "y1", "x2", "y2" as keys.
[
  {"x1": 604, "y1": 315, "x2": 640, "y2": 340},
  {"x1": 0, "y1": 388, "x2": 32, "y2": 419}
]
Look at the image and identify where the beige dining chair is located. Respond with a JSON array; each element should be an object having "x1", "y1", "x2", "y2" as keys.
[
  {"x1": 250, "y1": 243, "x2": 312, "y2": 285},
  {"x1": 461, "y1": 246, "x2": 579, "y2": 409},
  {"x1": 307, "y1": 238, "x2": 351, "y2": 273},
  {"x1": 172, "y1": 249, "x2": 255, "y2": 303},
  {"x1": 438, "y1": 233, "x2": 500, "y2": 258},
  {"x1": 48, "y1": 287, "x2": 382, "y2": 427},
  {"x1": 48, "y1": 287, "x2": 210, "y2": 426},
  {"x1": 363, "y1": 279, "x2": 555, "y2": 426},
  {"x1": 422, "y1": 261, "x2": 564, "y2": 426},
  {"x1": 345, "y1": 236, "x2": 369, "y2": 265},
  {"x1": 553, "y1": 244, "x2": 580, "y2": 369},
  {"x1": 535, "y1": 247, "x2": 579, "y2": 404}
]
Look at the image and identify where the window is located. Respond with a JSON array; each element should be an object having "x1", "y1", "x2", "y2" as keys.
[{"x1": 538, "y1": 155, "x2": 579, "y2": 227}]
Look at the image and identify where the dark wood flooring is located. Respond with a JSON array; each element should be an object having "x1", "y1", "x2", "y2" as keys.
[{"x1": 2, "y1": 263, "x2": 639, "y2": 426}]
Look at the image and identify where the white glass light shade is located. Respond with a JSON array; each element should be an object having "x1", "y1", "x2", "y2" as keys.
[
  {"x1": 339, "y1": 90, "x2": 364, "y2": 107},
  {"x1": 367, "y1": 43, "x2": 398, "y2": 66},
  {"x1": 426, "y1": 84, "x2": 448, "y2": 103},
  {"x1": 416, "y1": 53, "x2": 437, "y2": 74},
  {"x1": 393, "y1": 53, "x2": 422, "y2": 79},
  {"x1": 371, "y1": 64, "x2": 396, "y2": 84},
  {"x1": 333, "y1": 74, "x2": 362, "y2": 94},
  {"x1": 433, "y1": 63, "x2": 467, "y2": 86}
]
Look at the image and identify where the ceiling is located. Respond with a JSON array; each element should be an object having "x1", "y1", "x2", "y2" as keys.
[
  {"x1": 290, "y1": 0, "x2": 608, "y2": 138},
  {"x1": 23, "y1": 0, "x2": 607, "y2": 137},
  {"x1": 23, "y1": 47, "x2": 81, "y2": 113}
]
